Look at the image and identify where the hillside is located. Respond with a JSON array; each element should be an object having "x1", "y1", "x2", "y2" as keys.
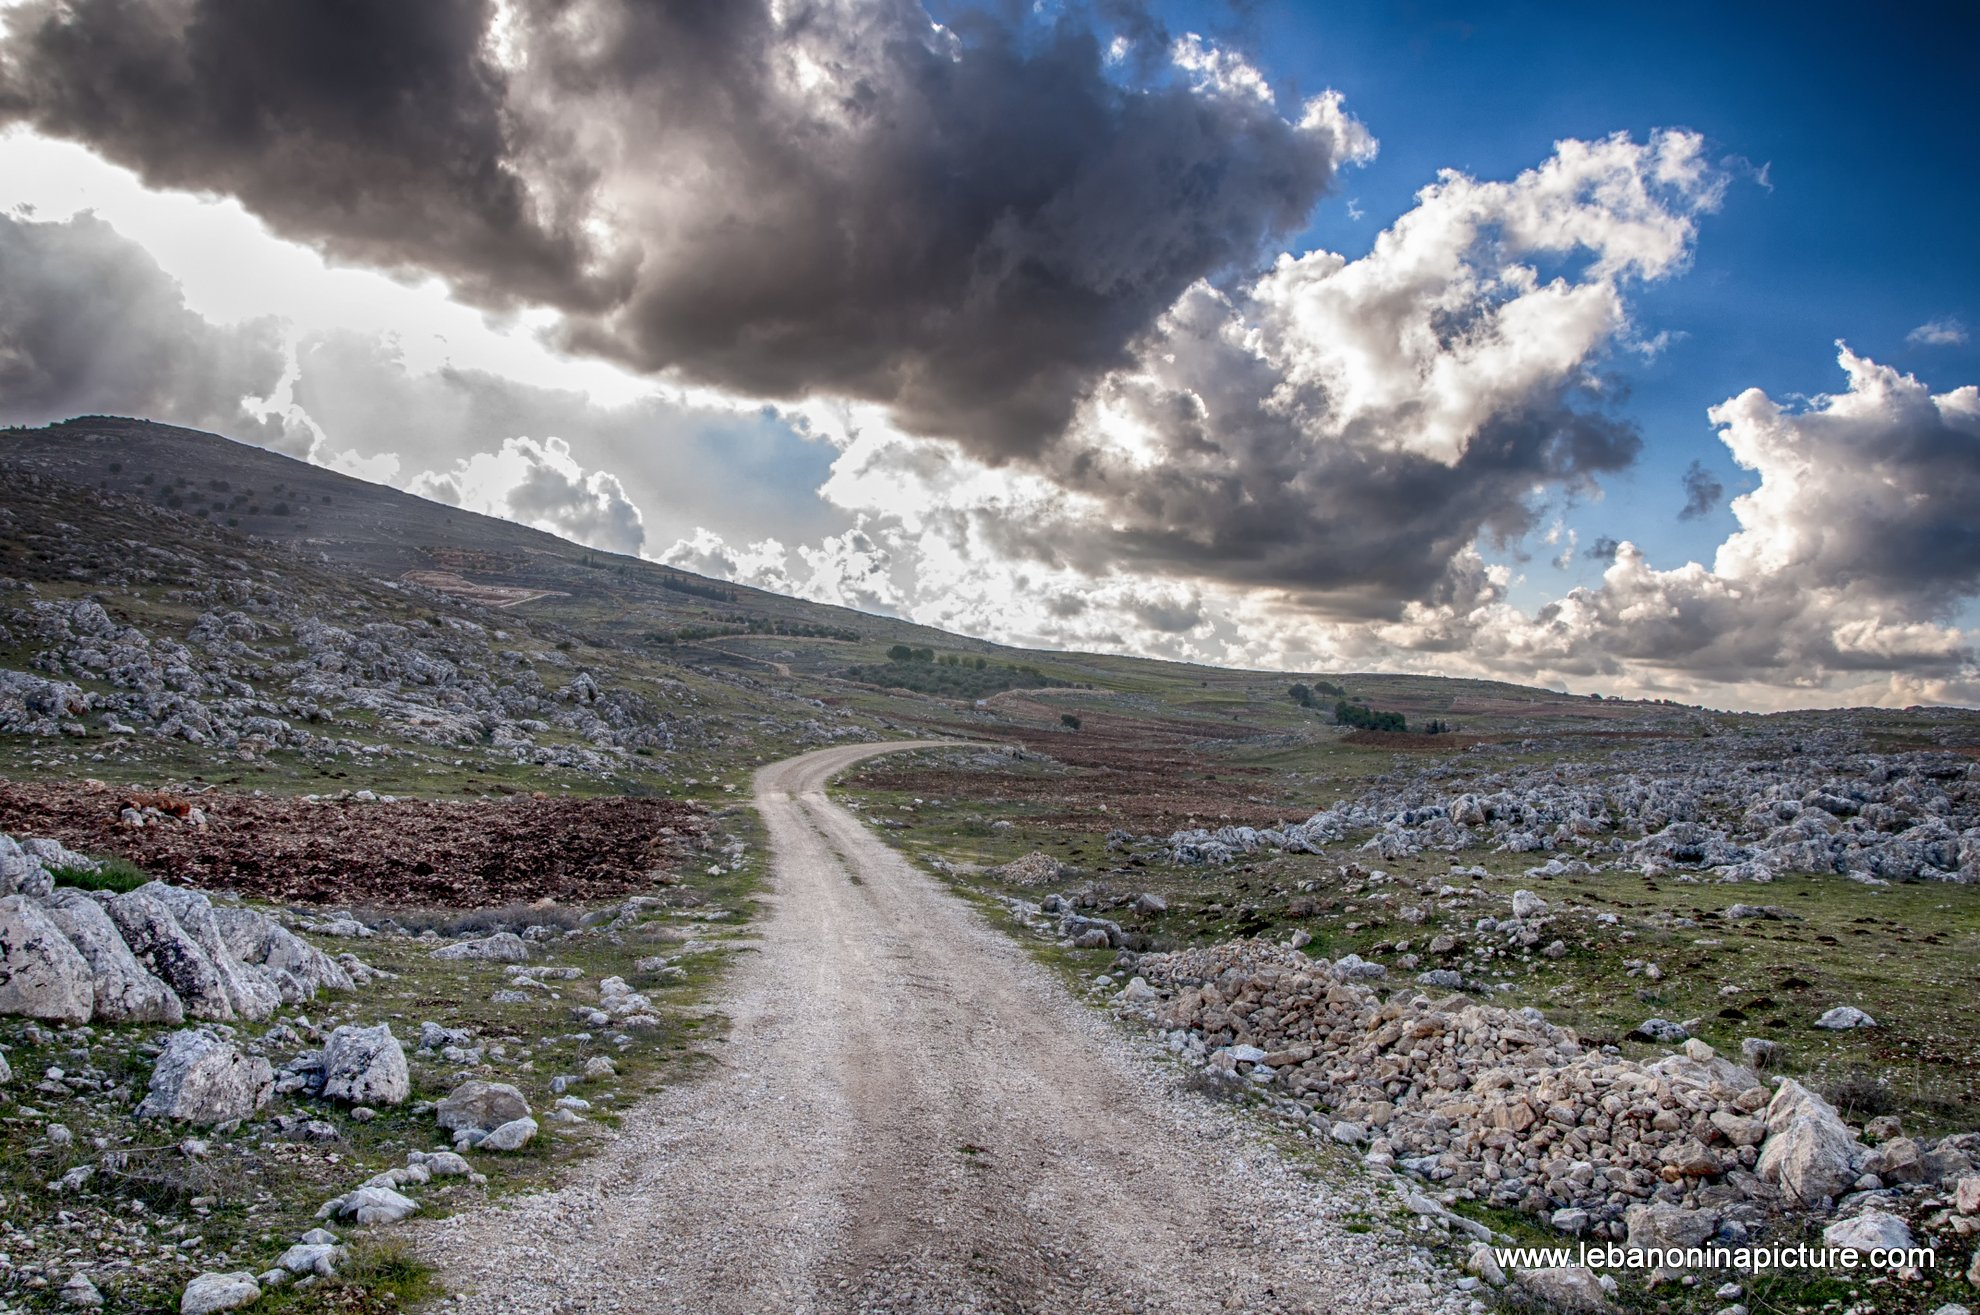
[{"x1": 0, "y1": 414, "x2": 1795, "y2": 812}]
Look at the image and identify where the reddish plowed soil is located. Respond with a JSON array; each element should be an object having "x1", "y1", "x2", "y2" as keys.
[
  {"x1": 0, "y1": 782, "x2": 710, "y2": 908},
  {"x1": 863, "y1": 707, "x2": 1291, "y2": 833}
]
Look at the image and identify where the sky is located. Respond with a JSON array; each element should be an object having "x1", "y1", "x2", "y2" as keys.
[{"x1": 0, "y1": 0, "x2": 1976, "y2": 710}]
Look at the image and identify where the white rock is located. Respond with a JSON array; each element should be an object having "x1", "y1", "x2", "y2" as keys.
[
  {"x1": 435, "y1": 1079, "x2": 531, "y2": 1133},
  {"x1": 1814, "y1": 1005, "x2": 1876, "y2": 1030},
  {"x1": 1823, "y1": 1210, "x2": 1914, "y2": 1255},
  {"x1": 1465, "y1": 1242, "x2": 1506, "y2": 1287},
  {"x1": 1955, "y1": 1174, "x2": 1980, "y2": 1214},
  {"x1": 137, "y1": 884, "x2": 281, "y2": 1022},
  {"x1": 103, "y1": 890, "x2": 235, "y2": 1021},
  {"x1": 1512, "y1": 1266, "x2": 1614, "y2": 1313},
  {"x1": 42, "y1": 889, "x2": 184, "y2": 1024},
  {"x1": 410, "y1": 1150, "x2": 472, "y2": 1177},
  {"x1": 212, "y1": 906, "x2": 352, "y2": 1001},
  {"x1": 276, "y1": 1242, "x2": 344, "y2": 1276},
  {"x1": 1756, "y1": 1078, "x2": 1863, "y2": 1206},
  {"x1": 138, "y1": 1028, "x2": 274, "y2": 1126},
  {"x1": 1511, "y1": 890, "x2": 1548, "y2": 919},
  {"x1": 320, "y1": 1024, "x2": 409, "y2": 1107},
  {"x1": 477, "y1": 1116, "x2": 538, "y2": 1152},
  {"x1": 430, "y1": 932, "x2": 531, "y2": 962},
  {"x1": 58, "y1": 1273, "x2": 103, "y2": 1308},
  {"x1": 0, "y1": 894, "x2": 95, "y2": 1024},
  {"x1": 179, "y1": 1271, "x2": 261, "y2": 1315},
  {"x1": 319, "y1": 1185, "x2": 418, "y2": 1225}
]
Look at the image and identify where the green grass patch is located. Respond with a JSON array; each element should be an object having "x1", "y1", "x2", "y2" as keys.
[{"x1": 50, "y1": 857, "x2": 149, "y2": 894}]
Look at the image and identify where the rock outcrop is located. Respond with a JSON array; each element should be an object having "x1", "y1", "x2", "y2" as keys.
[
  {"x1": 40, "y1": 889, "x2": 184, "y2": 1024},
  {"x1": 0, "y1": 893, "x2": 94, "y2": 1024},
  {"x1": 0, "y1": 832, "x2": 353, "y2": 1026}
]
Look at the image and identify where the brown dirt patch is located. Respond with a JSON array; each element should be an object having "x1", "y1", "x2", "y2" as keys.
[
  {"x1": 0, "y1": 781, "x2": 711, "y2": 907},
  {"x1": 858, "y1": 705, "x2": 1292, "y2": 834}
]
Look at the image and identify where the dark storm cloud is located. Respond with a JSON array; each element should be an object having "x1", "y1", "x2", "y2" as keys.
[
  {"x1": 0, "y1": 211, "x2": 298, "y2": 446},
  {"x1": 0, "y1": 0, "x2": 1351, "y2": 458},
  {"x1": 1091, "y1": 397, "x2": 1641, "y2": 616},
  {"x1": 959, "y1": 282, "x2": 1644, "y2": 618},
  {"x1": 1584, "y1": 535, "x2": 1622, "y2": 562},
  {"x1": 0, "y1": 0, "x2": 600, "y2": 310},
  {"x1": 1677, "y1": 458, "x2": 1724, "y2": 520}
]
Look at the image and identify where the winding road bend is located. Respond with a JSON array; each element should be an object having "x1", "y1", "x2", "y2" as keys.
[{"x1": 418, "y1": 741, "x2": 1448, "y2": 1314}]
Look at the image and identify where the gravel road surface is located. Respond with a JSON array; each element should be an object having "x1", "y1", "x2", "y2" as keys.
[{"x1": 417, "y1": 742, "x2": 1463, "y2": 1314}]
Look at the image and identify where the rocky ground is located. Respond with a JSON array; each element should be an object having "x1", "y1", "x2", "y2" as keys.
[
  {"x1": 0, "y1": 804, "x2": 761, "y2": 1314},
  {"x1": 845, "y1": 725, "x2": 1980, "y2": 1314}
]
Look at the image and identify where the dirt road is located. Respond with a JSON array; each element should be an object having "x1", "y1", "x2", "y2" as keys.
[{"x1": 418, "y1": 742, "x2": 1458, "y2": 1313}]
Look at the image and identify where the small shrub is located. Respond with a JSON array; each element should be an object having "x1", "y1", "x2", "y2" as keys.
[
  {"x1": 1822, "y1": 1068, "x2": 1896, "y2": 1121},
  {"x1": 1060, "y1": 714, "x2": 1082, "y2": 731},
  {"x1": 51, "y1": 858, "x2": 149, "y2": 894}
]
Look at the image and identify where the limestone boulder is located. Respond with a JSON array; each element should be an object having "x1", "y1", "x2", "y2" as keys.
[
  {"x1": 180, "y1": 1272, "x2": 261, "y2": 1315},
  {"x1": 136, "y1": 884, "x2": 281, "y2": 1021},
  {"x1": 320, "y1": 1024, "x2": 410, "y2": 1107},
  {"x1": 213, "y1": 906, "x2": 353, "y2": 1002},
  {"x1": 436, "y1": 1080, "x2": 532, "y2": 1134},
  {"x1": 1823, "y1": 1210, "x2": 1913, "y2": 1256},
  {"x1": 0, "y1": 893, "x2": 94, "y2": 1024},
  {"x1": 104, "y1": 890, "x2": 234, "y2": 1021},
  {"x1": 1756, "y1": 1078, "x2": 1863, "y2": 1206},
  {"x1": 430, "y1": 932, "x2": 531, "y2": 963},
  {"x1": 42, "y1": 889, "x2": 183, "y2": 1024},
  {"x1": 138, "y1": 1028, "x2": 274, "y2": 1126},
  {"x1": 1512, "y1": 1266, "x2": 1614, "y2": 1313}
]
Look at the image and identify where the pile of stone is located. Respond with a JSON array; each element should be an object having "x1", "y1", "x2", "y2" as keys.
[
  {"x1": 994, "y1": 852, "x2": 1071, "y2": 887},
  {"x1": 0, "y1": 831, "x2": 351, "y2": 1027},
  {"x1": 1123, "y1": 939, "x2": 1978, "y2": 1241},
  {"x1": 1144, "y1": 725, "x2": 1979, "y2": 883}
]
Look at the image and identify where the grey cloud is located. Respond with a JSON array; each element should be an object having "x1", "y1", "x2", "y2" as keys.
[
  {"x1": 0, "y1": 211, "x2": 298, "y2": 446},
  {"x1": 1585, "y1": 535, "x2": 1621, "y2": 562},
  {"x1": 1677, "y1": 458, "x2": 1723, "y2": 520},
  {"x1": 0, "y1": 0, "x2": 1351, "y2": 459},
  {"x1": 0, "y1": 0, "x2": 599, "y2": 310},
  {"x1": 1125, "y1": 593, "x2": 1205, "y2": 633},
  {"x1": 503, "y1": 444, "x2": 646, "y2": 557},
  {"x1": 1008, "y1": 286, "x2": 1641, "y2": 617}
]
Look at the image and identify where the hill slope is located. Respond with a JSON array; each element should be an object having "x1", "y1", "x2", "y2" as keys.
[{"x1": 6, "y1": 414, "x2": 1969, "y2": 822}]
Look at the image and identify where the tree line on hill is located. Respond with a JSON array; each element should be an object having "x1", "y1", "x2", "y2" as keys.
[{"x1": 1288, "y1": 683, "x2": 1455, "y2": 735}]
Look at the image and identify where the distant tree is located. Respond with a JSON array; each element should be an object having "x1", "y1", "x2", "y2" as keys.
[
  {"x1": 1288, "y1": 682, "x2": 1315, "y2": 708},
  {"x1": 912, "y1": 647, "x2": 934, "y2": 663},
  {"x1": 973, "y1": 657, "x2": 987, "y2": 670},
  {"x1": 1334, "y1": 700, "x2": 1406, "y2": 733},
  {"x1": 887, "y1": 644, "x2": 914, "y2": 662},
  {"x1": 1060, "y1": 713, "x2": 1082, "y2": 731}
]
